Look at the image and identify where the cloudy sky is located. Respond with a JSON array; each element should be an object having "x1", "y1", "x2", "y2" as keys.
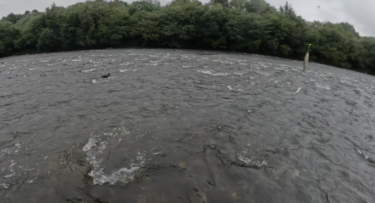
[{"x1": 1, "y1": 0, "x2": 374, "y2": 36}]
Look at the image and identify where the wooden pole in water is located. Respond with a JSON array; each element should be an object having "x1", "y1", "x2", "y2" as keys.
[{"x1": 303, "y1": 44, "x2": 311, "y2": 72}]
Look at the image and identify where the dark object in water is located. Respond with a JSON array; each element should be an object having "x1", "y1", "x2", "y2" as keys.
[{"x1": 102, "y1": 73, "x2": 110, "y2": 78}]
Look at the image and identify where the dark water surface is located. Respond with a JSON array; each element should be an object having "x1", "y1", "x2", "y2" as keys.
[{"x1": 0, "y1": 49, "x2": 374, "y2": 203}]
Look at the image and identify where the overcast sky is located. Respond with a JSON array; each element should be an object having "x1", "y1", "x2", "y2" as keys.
[{"x1": 1, "y1": 0, "x2": 374, "y2": 36}]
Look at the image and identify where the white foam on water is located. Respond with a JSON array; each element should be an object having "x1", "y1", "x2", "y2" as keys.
[
  {"x1": 4, "y1": 172, "x2": 15, "y2": 178},
  {"x1": 233, "y1": 71, "x2": 246, "y2": 76},
  {"x1": 274, "y1": 66, "x2": 289, "y2": 71},
  {"x1": 237, "y1": 153, "x2": 267, "y2": 168},
  {"x1": 212, "y1": 59, "x2": 234, "y2": 65},
  {"x1": 232, "y1": 59, "x2": 247, "y2": 62},
  {"x1": 197, "y1": 70, "x2": 228, "y2": 76},
  {"x1": 89, "y1": 164, "x2": 141, "y2": 185},
  {"x1": 82, "y1": 68, "x2": 96, "y2": 73},
  {"x1": 316, "y1": 83, "x2": 331, "y2": 90},
  {"x1": 119, "y1": 69, "x2": 136, "y2": 72},
  {"x1": 1, "y1": 148, "x2": 12, "y2": 156},
  {"x1": 28, "y1": 67, "x2": 41, "y2": 71},
  {"x1": 227, "y1": 85, "x2": 243, "y2": 92},
  {"x1": 254, "y1": 70, "x2": 270, "y2": 76},
  {"x1": 294, "y1": 87, "x2": 302, "y2": 95},
  {"x1": 318, "y1": 72, "x2": 333, "y2": 78},
  {"x1": 341, "y1": 76, "x2": 358, "y2": 83},
  {"x1": 83, "y1": 127, "x2": 144, "y2": 185},
  {"x1": 134, "y1": 58, "x2": 144, "y2": 61},
  {"x1": 120, "y1": 62, "x2": 133, "y2": 66},
  {"x1": 146, "y1": 63, "x2": 158, "y2": 66},
  {"x1": 257, "y1": 62, "x2": 267, "y2": 68},
  {"x1": 1, "y1": 160, "x2": 17, "y2": 179},
  {"x1": 290, "y1": 68, "x2": 300, "y2": 72},
  {"x1": 9, "y1": 160, "x2": 16, "y2": 171},
  {"x1": 83, "y1": 138, "x2": 97, "y2": 152},
  {"x1": 0, "y1": 183, "x2": 9, "y2": 189},
  {"x1": 356, "y1": 149, "x2": 369, "y2": 159},
  {"x1": 268, "y1": 78, "x2": 279, "y2": 83},
  {"x1": 356, "y1": 88, "x2": 364, "y2": 92},
  {"x1": 27, "y1": 179, "x2": 34, "y2": 184},
  {"x1": 152, "y1": 151, "x2": 161, "y2": 155}
]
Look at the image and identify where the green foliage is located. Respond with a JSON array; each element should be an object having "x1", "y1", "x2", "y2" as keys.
[
  {"x1": 244, "y1": 0, "x2": 276, "y2": 14},
  {"x1": 210, "y1": 0, "x2": 229, "y2": 7},
  {"x1": 2, "y1": 13, "x2": 24, "y2": 24},
  {"x1": 158, "y1": 1, "x2": 205, "y2": 47},
  {"x1": 0, "y1": 0, "x2": 374, "y2": 73},
  {"x1": 129, "y1": 0, "x2": 160, "y2": 15},
  {"x1": 279, "y1": 1, "x2": 296, "y2": 18},
  {"x1": 229, "y1": 0, "x2": 247, "y2": 10},
  {"x1": 0, "y1": 21, "x2": 20, "y2": 56},
  {"x1": 0, "y1": 41, "x2": 5, "y2": 54}
]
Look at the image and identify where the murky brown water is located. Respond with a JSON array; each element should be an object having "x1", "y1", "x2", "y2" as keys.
[{"x1": 0, "y1": 49, "x2": 374, "y2": 203}]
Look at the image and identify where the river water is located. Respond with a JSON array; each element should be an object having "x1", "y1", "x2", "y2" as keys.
[{"x1": 0, "y1": 49, "x2": 374, "y2": 203}]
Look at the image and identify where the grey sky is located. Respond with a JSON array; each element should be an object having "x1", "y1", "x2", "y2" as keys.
[{"x1": 1, "y1": 0, "x2": 374, "y2": 36}]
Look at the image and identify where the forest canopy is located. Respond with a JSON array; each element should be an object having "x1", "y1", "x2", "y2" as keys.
[{"x1": 1, "y1": 0, "x2": 375, "y2": 73}]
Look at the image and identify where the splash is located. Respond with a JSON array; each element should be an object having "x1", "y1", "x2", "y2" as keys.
[
  {"x1": 82, "y1": 127, "x2": 146, "y2": 185},
  {"x1": 237, "y1": 153, "x2": 267, "y2": 168}
]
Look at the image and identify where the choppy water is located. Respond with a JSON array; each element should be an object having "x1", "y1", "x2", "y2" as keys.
[{"x1": 0, "y1": 49, "x2": 374, "y2": 203}]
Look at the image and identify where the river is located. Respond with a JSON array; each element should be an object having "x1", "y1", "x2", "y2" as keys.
[{"x1": 0, "y1": 49, "x2": 374, "y2": 203}]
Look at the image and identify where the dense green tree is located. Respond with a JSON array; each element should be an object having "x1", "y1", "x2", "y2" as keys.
[
  {"x1": 129, "y1": 0, "x2": 160, "y2": 15},
  {"x1": 244, "y1": 0, "x2": 276, "y2": 14},
  {"x1": 13, "y1": 13, "x2": 44, "y2": 51},
  {"x1": 0, "y1": 21, "x2": 20, "y2": 55},
  {"x1": 158, "y1": 0, "x2": 205, "y2": 47},
  {"x1": 229, "y1": 0, "x2": 247, "y2": 10},
  {"x1": 279, "y1": 1, "x2": 295, "y2": 18},
  {"x1": 360, "y1": 37, "x2": 375, "y2": 73},
  {"x1": 0, "y1": 0, "x2": 374, "y2": 73},
  {"x1": 210, "y1": 0, "x2": 229, "y2": 7},
  {"x1": 2, "y1": 13, "x2": 23, "y2": 24}
]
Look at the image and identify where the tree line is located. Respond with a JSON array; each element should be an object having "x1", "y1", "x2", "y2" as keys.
[{"x1": 1, "y1": 0, "x2": 375, "y2": 73}]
